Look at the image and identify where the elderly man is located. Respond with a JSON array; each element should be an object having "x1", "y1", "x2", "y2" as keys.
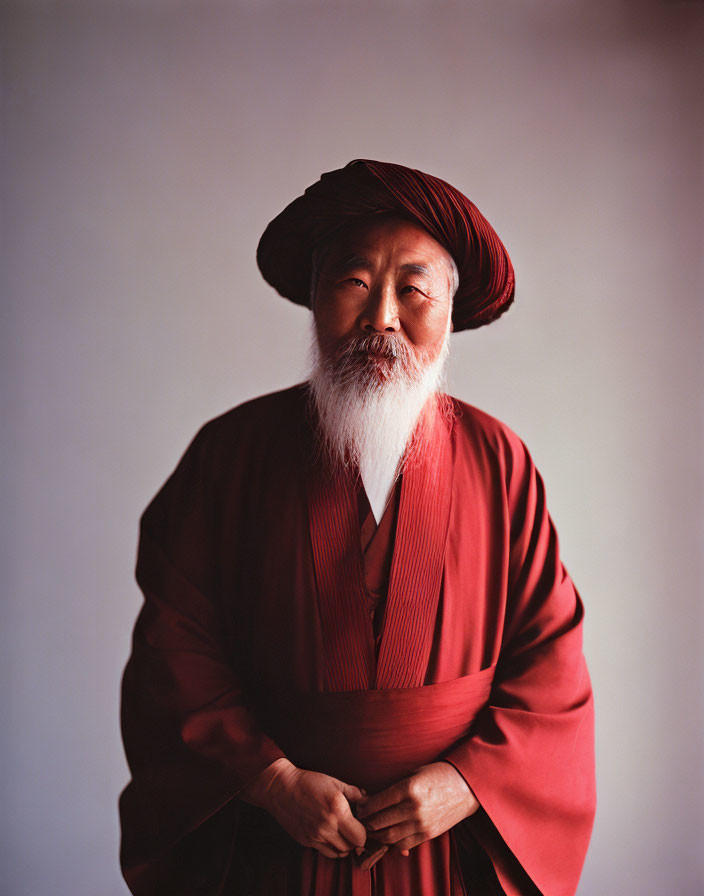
[{"x1": 119, "y1": 160, "x2": 596, "y2": 895}]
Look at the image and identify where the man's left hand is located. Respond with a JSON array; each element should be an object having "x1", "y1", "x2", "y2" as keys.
[{"x1": 354, "y1": 762, "x2": 479, "y2": 866}]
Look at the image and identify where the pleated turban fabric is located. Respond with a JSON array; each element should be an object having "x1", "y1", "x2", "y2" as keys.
[{"x1": 256, "y1": 159, "x2": 515, "y2": 332}]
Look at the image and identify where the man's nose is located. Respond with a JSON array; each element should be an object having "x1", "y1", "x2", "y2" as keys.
[{"x1": 358, "y1": 284, "x2": 400, "y2": 334}]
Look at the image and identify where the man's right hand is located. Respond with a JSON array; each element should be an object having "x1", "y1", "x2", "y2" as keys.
[{"x1": 240, "y1": 758, "x2": 368, "y2": 859}]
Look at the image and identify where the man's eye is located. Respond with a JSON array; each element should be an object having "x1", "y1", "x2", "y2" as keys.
[
  {"x1": 344, "y1": 278, "x2": 367, "y2": 288},
  {"x1": 401, "y1": 285, "x2": 421, "y2": 295}
]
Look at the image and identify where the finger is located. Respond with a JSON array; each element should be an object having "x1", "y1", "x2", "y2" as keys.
[
  {"x1": 361, "y1": 804, "x2": 412, "y2": 834},
  {"x1": 349, "y1": 792, "x2": 368, "y2": 818},
  {"x1": 324, "y1": 827, "x2": 357, "y2": 855},
  {"x1": 336, "y1": 779, "x2": 367, "y2": 804},
  {"x1": 394, "y1": 832, "x2": 427, "y2": 853},
  {"x1": 338, "y1": 810, "x2": 367, "y2": 849},
  {"x1": 367, "y1": 820, "x2": 417, "y2": 846},
  {"x1": 355, "y1": 782, "x2": 409, "y2": 819},
  {"x1": 312, "y1": 841, "x2": 347, "y2": 859}
]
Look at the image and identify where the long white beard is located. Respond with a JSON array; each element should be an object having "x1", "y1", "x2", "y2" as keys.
[{"x1": 307, "y1": 323, "x2": 451, "y2": 501}]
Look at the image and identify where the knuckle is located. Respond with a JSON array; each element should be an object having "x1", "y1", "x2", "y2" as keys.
[
  {"x1": 329, "y1": 791, "x2": 346, "y2": 814},
  {"x1": 406, "y1": 780, "x2": 422, "y2": 802}
]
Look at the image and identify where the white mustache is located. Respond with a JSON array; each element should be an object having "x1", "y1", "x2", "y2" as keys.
[
  {"x1": 335, "y1": 333, "x2": 405, "y2": 360},
  {"x1": 323, "y1": 333, "x2": 423, "y2": 390}
]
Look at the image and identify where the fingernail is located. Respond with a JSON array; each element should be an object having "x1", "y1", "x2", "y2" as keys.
[{"x1": 355, "y1": 846, "x2": 364, "y2": 856}]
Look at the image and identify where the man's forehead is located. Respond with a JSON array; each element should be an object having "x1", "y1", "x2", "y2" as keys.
[
  {"x1": 319, "y1": 216, "x2": 454, "y2": 274},
  {"x1": 327, "y1": 254, "x2": 438, "y2": 280}
]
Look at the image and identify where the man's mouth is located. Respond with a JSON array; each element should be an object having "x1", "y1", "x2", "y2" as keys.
[
  {"x1": 357, "y1": 348, "x2": 394, "y2": 361},
  {"x1": 351, "y1": 338, "x2": 399, "y2": 360},
  {"x1": 354, "y1": 349, "x2": 396, "y2": 373}
]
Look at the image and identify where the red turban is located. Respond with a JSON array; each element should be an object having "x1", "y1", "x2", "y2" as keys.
[{"x1": 256, "y1": 159, "x2": 515, "y2": 332}]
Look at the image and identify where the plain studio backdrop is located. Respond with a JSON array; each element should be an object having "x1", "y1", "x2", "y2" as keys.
[{"x1": 2, "y1": 1, "x2": 702, "y2": 893}]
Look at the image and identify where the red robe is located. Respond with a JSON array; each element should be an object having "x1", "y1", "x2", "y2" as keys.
[{"x1": 119, "y1": 384, "x2": 596, "y2": 895}]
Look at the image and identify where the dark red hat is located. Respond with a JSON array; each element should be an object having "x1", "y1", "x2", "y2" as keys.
[{"x1": 256, "y1": 159, "x2": 515, "y2": 332}]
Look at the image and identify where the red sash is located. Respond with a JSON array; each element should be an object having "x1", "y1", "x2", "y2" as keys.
[{"x1": 259, "y1": 665, "x2": 495, "y2": 792}]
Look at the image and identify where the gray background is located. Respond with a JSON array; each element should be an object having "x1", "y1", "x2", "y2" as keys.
[{"x1": 3, "y1": 1, "x2": 702, "y2": 893}]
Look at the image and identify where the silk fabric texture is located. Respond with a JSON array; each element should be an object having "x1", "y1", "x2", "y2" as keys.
[{"x1": 119, "y1": 385, "x2": 596, "y2": 895}]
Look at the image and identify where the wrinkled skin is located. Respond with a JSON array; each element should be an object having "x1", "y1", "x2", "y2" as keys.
[
  {"x1": 355, "y1": 761, "x2": 480, "y2": 869},
  {"x1": 312, "y1": 215, "x2": 455, "y2": 365},
  {"x1": 240, "y1": 758, "x2": 368, "y2": 858}
]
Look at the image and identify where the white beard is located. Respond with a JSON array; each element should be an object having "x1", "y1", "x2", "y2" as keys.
[{"x1": 307, "y1": 321, "x2": 451, "y2": 505}]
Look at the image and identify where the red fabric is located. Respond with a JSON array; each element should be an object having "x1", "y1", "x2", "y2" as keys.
[
  {"x1": 255, "y1": 159, "x2": 515, "y2": 332},
  {"x1": 119, "y1": 384, "x2": 595, "y2": 895},
  {"x1": 358, "y1": 481, "x2": 400, "y2": 646}
]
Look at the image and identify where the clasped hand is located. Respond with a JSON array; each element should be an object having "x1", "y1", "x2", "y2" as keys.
[
  {"x1": 239, "y1": 758, "x2": 367, "y2": 858},
  {"x1": 354, "y1": 761, "x2": 479, "y2": 870},
  {"x1": 241, "y1": 759, "x2": 479, "y2": 871}
]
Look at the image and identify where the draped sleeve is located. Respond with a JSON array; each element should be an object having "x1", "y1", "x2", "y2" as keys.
[
  {"x1": 119, "y1": 421, "x2": 286, "y2": 895},
  {"x1": 443, "y1": 425, "x2": 596, "y2": 896}
]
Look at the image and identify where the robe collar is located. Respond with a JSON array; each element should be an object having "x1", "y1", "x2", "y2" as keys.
[{"x1": 305, "y1": 395, "x2": 456, "y2": 691}]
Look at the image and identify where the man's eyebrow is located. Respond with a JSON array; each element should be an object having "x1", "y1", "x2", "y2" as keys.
[
  {"x1": 324, "y1": 257, "x2": 435, "y2": 277},
  {"x1": 327, "y1": 254, "x2": 373, "y2": 273},
  {"x1": 399, "y1": 262, "x2": 432, "y2": 277}
]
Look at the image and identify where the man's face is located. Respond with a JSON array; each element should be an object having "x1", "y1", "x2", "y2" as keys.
[{"x1": 312, "y1": 216, "x2": 455, "y2": 376}]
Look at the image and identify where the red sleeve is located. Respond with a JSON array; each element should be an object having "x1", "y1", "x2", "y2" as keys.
[
  {"x1": 119, "y1": 423, "x2": 286, "y2": 895},
  {"x1": 443, "y1": 428, "x2": 596, "y2": 896}
]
